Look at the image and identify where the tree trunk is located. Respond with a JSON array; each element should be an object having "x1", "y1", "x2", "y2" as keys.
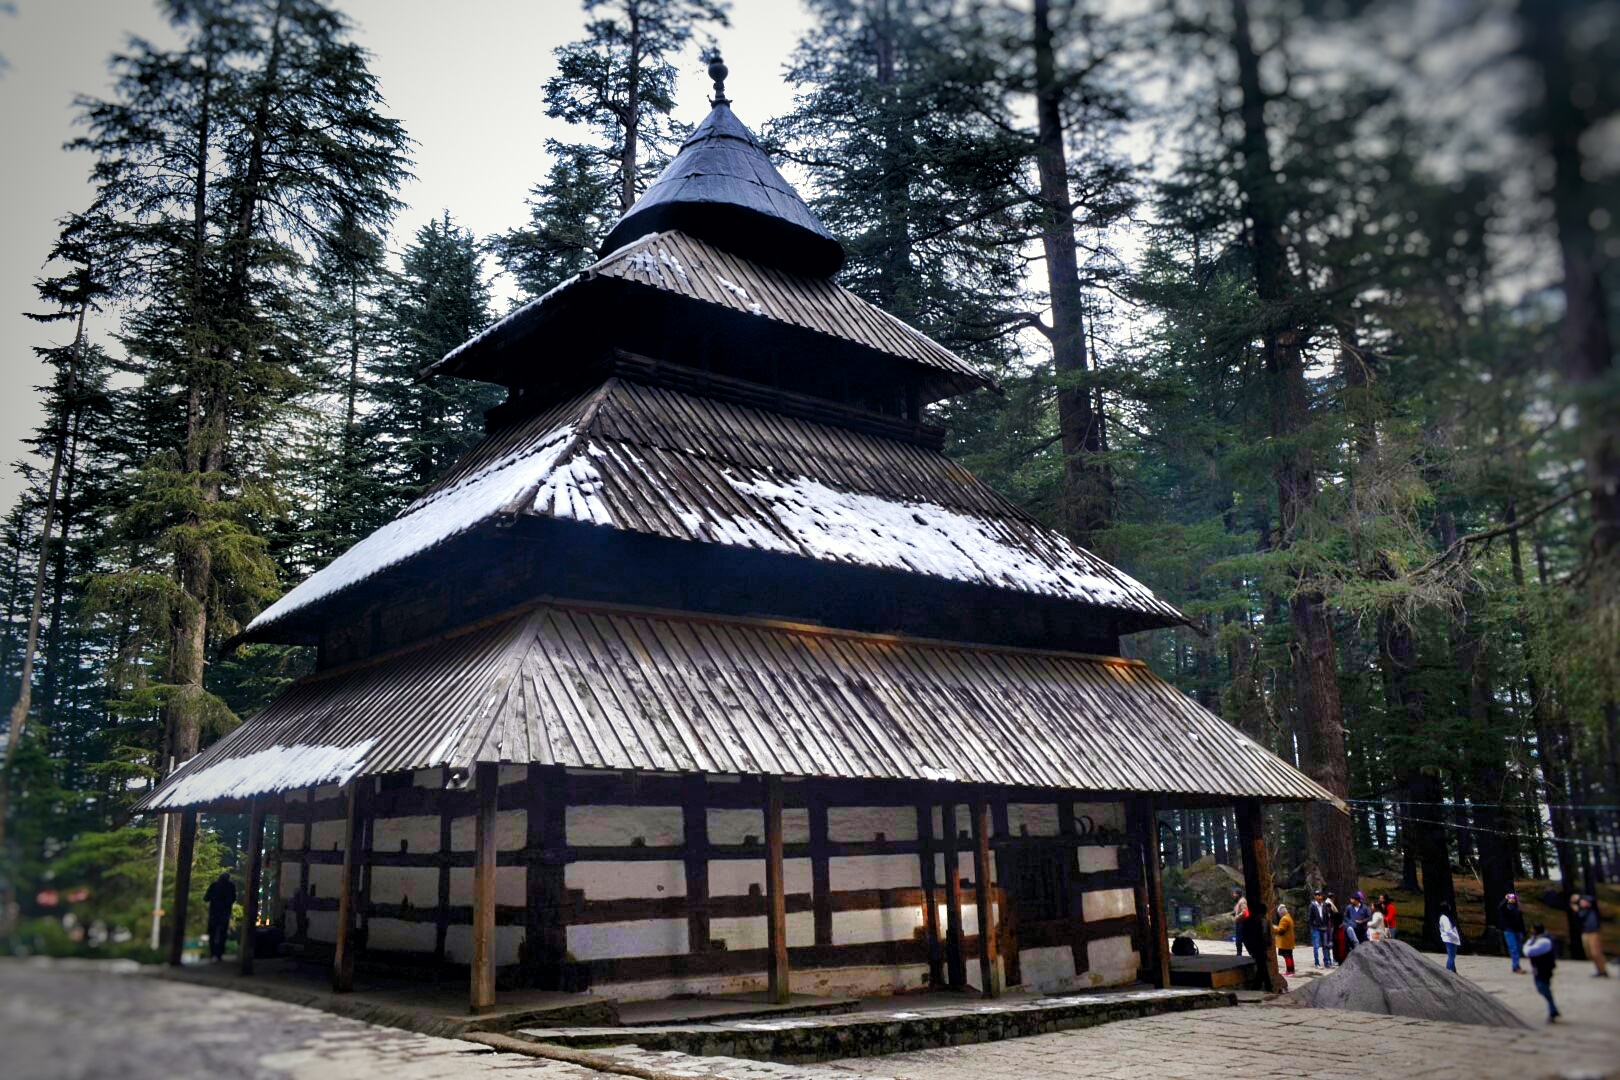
[{"x1": 1033, "y1": 0, "x2": 1109, "y2": 546}]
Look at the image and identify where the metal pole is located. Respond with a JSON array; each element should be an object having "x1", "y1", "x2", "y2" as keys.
[{"x1": 149, "y1": 757, "x2": 175, "y2": 953}]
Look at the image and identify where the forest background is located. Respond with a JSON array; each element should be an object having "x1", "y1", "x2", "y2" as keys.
[{"x1": 0, "y1": 0, "x2": 1616, "y2": 959}]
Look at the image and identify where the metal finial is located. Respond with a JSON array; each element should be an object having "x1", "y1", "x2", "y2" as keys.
[{"x1": 707, "y1": 50, "x2": 730, "y2": 107}]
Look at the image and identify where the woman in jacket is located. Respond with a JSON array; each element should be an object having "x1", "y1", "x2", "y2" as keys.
[
  {"x1": 1273, "y1": 903, "x2": 1296, "y2": 975},
  {"x1": 1438, "y1": 900, "x2": 1462, "y2": 972}
]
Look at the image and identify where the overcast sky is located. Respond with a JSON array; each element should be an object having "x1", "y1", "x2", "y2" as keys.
[{"x1": 0, "y1": 0, "x2": 813, "y2": 511}]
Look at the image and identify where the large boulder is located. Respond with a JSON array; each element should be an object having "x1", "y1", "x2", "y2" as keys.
[{"x1": 1286, "y1": 938, "x2": 1530, "y2": 1029}]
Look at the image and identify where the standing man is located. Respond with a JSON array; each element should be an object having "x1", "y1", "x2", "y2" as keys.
[
  {"x1": 1571, "y1": 894, "x2": 1610, "y2": 977},
  {"x1": 1499, "y1": 892, "x2": 1528, "y2": 974},
  {"x1": 1308, "y1": 889, "x2": 1334, "y2": 969},
  {"x1": 1343, "y1": 892, "x2": 1371, "y2": 954},
  {"x1": 1524, "y1": 923, "x2": 1560, "y2": 1023},
  {"x1": 1231, "y1": 887, "x2": 1250, "y2": 956},
  {"x1": 204, "y1": 871, "x2": 236, "y2": 962}
]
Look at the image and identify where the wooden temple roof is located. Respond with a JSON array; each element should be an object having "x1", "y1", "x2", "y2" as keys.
[
  {"x1": 244, "y1": 376, "x2": 1185, "y2": 638},
  {"x1": 427, "y1": 230, "x2": 989, "y2": 399},
  {"x1": 145, "y1": 600, "x2": 1336, "y2": 811}
]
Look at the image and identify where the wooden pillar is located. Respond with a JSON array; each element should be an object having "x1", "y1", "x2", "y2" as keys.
[
  {"x1": 240, "y1": 799, "x2": 265, "y2": 976},
  {"x1": 971, "y1": 794, "x2": 1002, "y2": 998},
  {"x1": 764, "y1": 775, "x2": 790, "y2": 1004},
  {"x1": 470, "y1": 762, "x2": 499, "y2": 1013},
  {"x1": 1139, "y1": 797, "x2": 1171, "y2": 989},
  {"x1": 167, "y1": 809, "x2": 198, "y2": 966},
  {"x1": 1236, "y1": 797, "x2": 1279, "y2": 992},
  {"x1": 941, "y1": 800, "x2": 967, "y2": 988},
  {"x1": 916, "y1": 800, "x2": 944, "y2": 989},
  {"x1": 331, "y1": 781, "x2": 365, "y2": 993}
]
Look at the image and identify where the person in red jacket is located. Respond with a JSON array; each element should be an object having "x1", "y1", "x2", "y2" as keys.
[{"x1": 1378, "y1": 893, "x2": 1398, "y2": 939}]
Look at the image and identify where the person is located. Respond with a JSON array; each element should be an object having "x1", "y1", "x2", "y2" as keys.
[
  {"x1": 1571, "y1": 894, "x2": 1610, "y2": 977},
  {"x1": 204, "y1": 871, "x2": 236, "y2": 962},
  {"x1": 1368, "y1": 903, "x2": 1388, "y2": 942},
  {"x1": 1524, "y1": 923, "x2": 1560, "y2": 1023},
  {"x1": 1378, "y1": 893, "x2": 1398, "y2": 939},
  {"x1": 1273, "y1": 903, "x2": 1296, "y2": 975},
  {"x1": 1342, "y1": 892, "x2": 1370, "y2": 953},
  {"x1": 1499, "y1": 892, "x2": 1528, "y2": 974},
  {"x1": 1307, "y1": 889, "x2": 1335, "y2": 969},
  {"x1": 1232, "y1": 887, "x2": 1250, "y2": 956},
  {"x1": 1438, "y1": 900, "x2": 1462, "y2": 972}
]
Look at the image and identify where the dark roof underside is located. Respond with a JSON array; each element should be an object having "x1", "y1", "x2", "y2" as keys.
[{"x1": 145, "y1": 601, "x2": 1336, "y2": 810}]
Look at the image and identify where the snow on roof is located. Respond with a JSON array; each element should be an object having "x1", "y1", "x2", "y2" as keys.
[{"x1": 144, "y1": 738, "x2": 375, "y2": 810}]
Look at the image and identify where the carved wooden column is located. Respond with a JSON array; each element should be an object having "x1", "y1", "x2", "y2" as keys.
[
  {"x1": 331, "y1": 781, "x2": 366, "y2": 992},
  {"x1": 971, "y1": 794, "x2": 1002, "y2": 997},
  {"x1": 765, "y1": 775, "x2": 790, "y2": 1003},
  {"x1": 167, "y1": 809, "x2": 198, "y2": 966},
  {"x1": 240, "y1": 799, "x2": 265, "y2": 975},
  {"x1": 471, "y1": 762, "x2": 500, "y2": 1012},
  {"x1": 1236, "y1": 797, "x2": 1278, "y2": 992}
]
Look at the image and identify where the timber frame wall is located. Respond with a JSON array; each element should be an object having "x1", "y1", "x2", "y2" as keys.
[{"x1": 273, "y1": 766, "x2": 1153, "y2": 1000}]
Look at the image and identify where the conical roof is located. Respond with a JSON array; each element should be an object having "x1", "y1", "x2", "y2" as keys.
[{"x1": 599, "y1": 102, "x2": 845, "y2": 279}]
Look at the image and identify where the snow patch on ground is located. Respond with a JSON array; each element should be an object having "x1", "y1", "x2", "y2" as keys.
[
  {"x1": 249, "y1": 426, "x2": 578, "y2": 629},
  {"x1": 148, "y1": 739, "x2": 375, "y2": 809}
]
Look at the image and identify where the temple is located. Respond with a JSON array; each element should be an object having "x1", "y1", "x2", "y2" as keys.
[{"x1": 139, "y1": 59, "x2": 1331, "y2": 1013}]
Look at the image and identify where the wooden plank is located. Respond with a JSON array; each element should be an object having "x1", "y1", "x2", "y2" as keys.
[
  {"x1": 537, "y1": 764, "x2": 569, "y2": 990},
  {"x1": 436, "y1": 769, "x2": 452, "y2": 964},
  {"x1": 1139, "y1": 796, "x2": 1171, "y2": 988},
  {"x1": 916, "y1": 801, "x2": 944, "y2": 989},
  {"x1": 808, "y1": 789, "x2": 832, "y2": 946},
  {"x1": 470, "y1": 761, "x2": 500, "y2": 1012},
  {"x1": 331, "y1": 782, "x2": 365, "y2": 992},
  {"x1": 240, "y1": 799, "x2": 265, "y2": 976},
  {"x1": 167, "y1": 810, "x2": 198, "y2": 967},
  {"x1": 941, "y1": 800, "x2": 966, "y2": 988},
  {"x1": 765, "y1": 775, "x2": 790, "y2": 1004},
  {"x1": 971, "y1": 795, "x2": 1002, "y2": 997},
  {"x1": 683, "y1": 773, "x2": 710, "y2": 953},
  {"x1": 1236, "y1": 798, "x2": 1278, "y2": 993}
]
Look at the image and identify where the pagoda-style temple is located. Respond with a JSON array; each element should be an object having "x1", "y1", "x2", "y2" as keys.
[{"x1": 140, "y1": 62, "x2": 1331, "y2": 1013}]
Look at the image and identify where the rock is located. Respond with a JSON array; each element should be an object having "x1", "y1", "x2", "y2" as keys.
[{"x1": 1285, "y1": 939, "x2": 1530, "y2": 1029}]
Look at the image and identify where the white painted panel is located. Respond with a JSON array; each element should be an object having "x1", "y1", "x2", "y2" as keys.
[
  {"x1": 827, "y1": 806, "x2": 917, "y2": 842},
  {"x1": 310, "y1": 819, "x2": 346, "y2": 852},
  {"x1": 566, "y1": 805, "x2": 683, "y2": 847},
  {"x1": 279, "y1": 862, "x2": 301, "y2": 897},
  {"x1": 1019, "y1": 945, "x2": 1077, "y2": 991},
  {"x1": 705, "y1": 807, "x2": 810, "y2": 845},
  {"x1": 307, "y1": 863, "x2": 341, "y2": 899},
  {"x1": 1074, "y1": 802, "x2": 1125, "y2": 832},
  {"x1": 794, "y1": 962, "x2": 930, "y2": 998},
  {"x1": 284, "y1": 789, "x2": 309, "y2": 804},
  {"x1": 1077, "y1": 846, "x2": 1120, "y2": 873},
  {"x1": 1007, "y1": 803, "x2": 1060, "y2": 838},
  {"x1": 1082, "y1": 887, "x2": 1136, "y2": 922},
  {"x1": 372, "y1": 815, "x2": 440, "y2": 854},
  {"x1": 831, "y1": 907, "x2": 922, "y2": 945},
  {"x1": 313, "y1": 784, "x2": 341, "y2": 800},
  {"x1": 305, "y1": 910, "x2": 337, "y2": 943},
  {"x1": 705, "y1": 774, "x2": 743, "y2": 783},
  {"x1": 565, "y1": 860, "x2": 685, "y2": 900},
  {"x1": 829, "y1": 853, "x2": 920, "y2": 891},
  {"x1": 706, "y1": 858, "x2": 812, "y2": 897},
  {"x1": 412, "y1": 768, "x2": 441, "y2": 787},
  {"x1": 445, "y1": 924, "x2": 524, "y2": 965},
  {"x1": 499, "y1": 764, "x2": 528, "y2": 785},
  {"x1": 366, "y1": 917, "x2": 436, "y2": 954},
  {"x1": 448, "y1": 866, "x2": 526, "y2": 907},
  {"x1": 280, "y1": 823, "x2": 305, "y2": 851},
  {"x1": 369, "y1": 866, "x2": 439, "y2": 907},
  {"x1": 707, "y1": 911, "x2": 815, "y2": 951},
  {"x1": 567, "y1": 919, "x2": 688, "y2": 960},
  {"x1": 449, "y1": 809, "x2": 526, "y2": 852},
  {"x1": 1086, "y1": 935, "x2": 1139, "y2": 986}
]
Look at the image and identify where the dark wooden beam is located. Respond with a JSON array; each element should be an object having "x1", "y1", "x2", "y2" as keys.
[
  {"x1": 916, "y1": 801, "x2": 944, "y2": 989},
  {"x1": 1136, "y1": 796, "x2": 1171, "y2": 988},
  {"x1": 331, "y1": 781, "x2": 365, "y2": 992},
  {"x1": 1236, "y1": 797, "x2": 1278, "y2": 992},
  {"x1": 167, "y1": 810, "x2": 198, "y2": 967},
  {"x1": 941, "y1": 800, "x2": 966, "y2": 989},
  {"x1": 764, "y1": 775, "x2": 790, "y2": 1004},
  {"x1": 471, "y1": 762, "x2": 500, "y2": 1013},
  {"x1": 240, "y1": 799, "x2": 265, "y2": 976},
  {"x1": 971, "y1": 794, "x2": 1002, "y2": 997},
  {"x1": 682, "y1": 774, "x2": 710, "y2": 954}
]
